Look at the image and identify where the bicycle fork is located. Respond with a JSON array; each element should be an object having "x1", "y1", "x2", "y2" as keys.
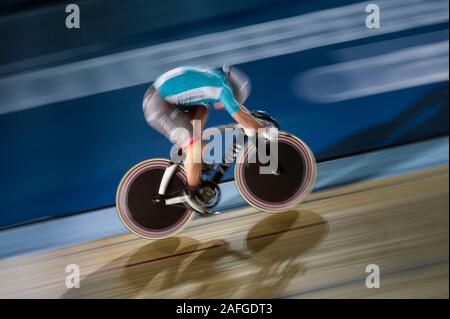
[{"x1": 152, "y1": 163, "x2": 188, "y2": 206}]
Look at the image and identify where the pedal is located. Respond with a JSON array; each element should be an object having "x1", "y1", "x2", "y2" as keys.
[
  {"x1": 183, "y1": 191, "x2": 208, "y2": 214},
  {"x1": 201, "y1": 162, "x2": 215, "y2": 174},
  {"x1": 197, "y1": 181, "x2": 221, "y2": 209}
]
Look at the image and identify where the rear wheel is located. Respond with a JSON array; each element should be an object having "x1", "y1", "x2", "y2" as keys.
[
  {"x1": 116, "y1": 159, "x2": 194, "y2": 239},
  {"x1": 234, "y1": 132, "x2": 316, "y2": 212}
]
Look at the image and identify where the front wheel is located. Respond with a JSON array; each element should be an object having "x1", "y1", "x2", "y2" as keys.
[
  {"x1": 116, "y1": 159, "x2": 194, "y2": 239},
  {"x1": 234, "y1": 132, "x2": 316, "y2": 212}
]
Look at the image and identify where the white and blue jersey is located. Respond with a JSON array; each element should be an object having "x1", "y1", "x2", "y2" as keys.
[
  {"x1": 153, "y1": 66, "x2": 241, "y2": 115},
  {"x1": 143, "y1": 65, "x2": 251, "y2": 147}
]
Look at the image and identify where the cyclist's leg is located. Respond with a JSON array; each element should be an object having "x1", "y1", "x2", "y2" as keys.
[
  {"x1": 143, "y1": 87, "x2": 208, "y2": 212},
  {"x1": 184, "y1": 105, "x2": 208, "y2": 188},
  {"x1": 143, "y1": 85, "x2": 194, "y2": 154}
]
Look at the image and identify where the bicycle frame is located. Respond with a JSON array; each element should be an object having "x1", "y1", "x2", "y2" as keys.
[
  {"x1": 157, "y1": 124, "x2": 246, "y2": 209},
  {"x1": 116, "y1": 110, "x2": 315, "y2": 239}
]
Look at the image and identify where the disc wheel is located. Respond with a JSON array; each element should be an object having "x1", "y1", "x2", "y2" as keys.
[
  {"x1": 234, "y1": 132, "x2": 316, "y2": 212},
  {"x1": 116, "y1": 159, "x2": 194, "y2": 239}
]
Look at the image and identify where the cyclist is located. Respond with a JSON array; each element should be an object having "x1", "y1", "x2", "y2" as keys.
[{"x1": 142, "y1": 65, "x2": 273, "y2": 212}]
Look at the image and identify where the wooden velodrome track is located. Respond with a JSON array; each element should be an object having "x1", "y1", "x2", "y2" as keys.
[{"x1": 0, "y1": 165, "x2": 448, "y2": 298}]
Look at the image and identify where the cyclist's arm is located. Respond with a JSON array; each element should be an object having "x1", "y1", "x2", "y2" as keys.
[
  {"x1": 231, "y1": 108, "x2": 265, "y2": 131},
  {"x1": 219, "y1": 83, "x2": 264, "y2": 131}
]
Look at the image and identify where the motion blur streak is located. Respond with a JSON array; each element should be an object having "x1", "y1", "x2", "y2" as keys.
[
  {"x1": 297, "y1": 40, "x2": 449, "y2": 103},
  {"x1": 0, "y1": 165, "x2": 447, "y2": 298},
  {"x1": 0, "y1": 0, "x2": 448, "y2": 114}
]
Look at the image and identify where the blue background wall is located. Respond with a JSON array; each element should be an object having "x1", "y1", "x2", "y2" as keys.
[{"x1": 0, "y1": 0, "x2": 448, "y2": 228}]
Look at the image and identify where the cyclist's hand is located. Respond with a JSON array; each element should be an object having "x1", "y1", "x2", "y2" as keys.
[{"x1": 213, "y1": 101, "x2": 225, "y2": 110}]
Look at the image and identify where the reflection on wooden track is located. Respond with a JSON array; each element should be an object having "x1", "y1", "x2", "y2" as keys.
[{"x1": 0, "y1": 165, "x2": 448, "y2": 298}]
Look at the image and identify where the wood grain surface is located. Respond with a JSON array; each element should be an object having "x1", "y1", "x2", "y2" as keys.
[{"x1": 0, "y1": 165, "x2": 448, "y2": 299}]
